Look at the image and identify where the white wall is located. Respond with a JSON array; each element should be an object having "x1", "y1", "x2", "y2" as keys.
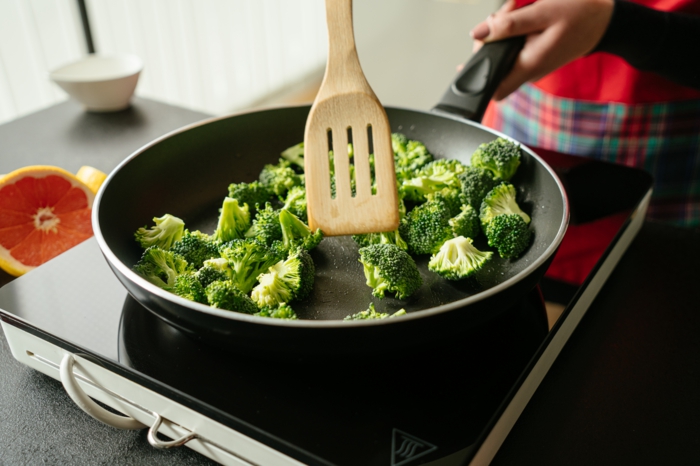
[
  {"x1": 0, "y1": 0, "x2": 85, "y2": 124},
  {"x1": 85, "y1": 0, "x2": 328, "y2": 115},
  {"x1": 355, "y1": 0, "x2": 501, "y2": 111},
  {"x1": 0, "y1": 0, "x2": 499, "y2": 125}
]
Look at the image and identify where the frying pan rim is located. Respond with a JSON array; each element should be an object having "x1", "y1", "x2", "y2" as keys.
[{"x1": 93, "y1": 104, "x2": 569, "y2": 328}]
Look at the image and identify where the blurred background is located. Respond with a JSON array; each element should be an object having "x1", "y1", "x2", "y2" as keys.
[{"x1": 0, "y1": 0, "x2": 500, "y2": 125}]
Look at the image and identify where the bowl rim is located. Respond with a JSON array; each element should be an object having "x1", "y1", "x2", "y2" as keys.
[{"x1": 49, "y1": 54, "x2": 143, "y2": 83}]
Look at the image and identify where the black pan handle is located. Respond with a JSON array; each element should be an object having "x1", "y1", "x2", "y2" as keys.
[{"x1": 432, "y1": 36, "x2": 525, "y2": 123}]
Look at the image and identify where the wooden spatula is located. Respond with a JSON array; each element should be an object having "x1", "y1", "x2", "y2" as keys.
[{"x1": 304, "y1": 0, "x2": 399, "y2": 237}]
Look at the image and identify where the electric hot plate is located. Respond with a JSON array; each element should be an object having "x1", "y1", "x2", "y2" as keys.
[{"x1": 0, "y1": 154, "x2": 653, "y2": 465}]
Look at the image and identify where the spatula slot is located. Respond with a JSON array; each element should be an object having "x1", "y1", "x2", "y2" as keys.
[
  {"x1": 347, "y1": 127, "x2": 358, "y2": 198},
  {"x1": 327, "y1": 128, "x2": 335, "y2": 199},
  {"x1": 366, "y1": 124, "x2": 375, "y2": 195}
]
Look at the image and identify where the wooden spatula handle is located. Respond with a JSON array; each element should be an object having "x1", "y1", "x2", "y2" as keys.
[
  {"x1": 304, "y1": 0, "x2": 400, "y2": 236},
  {"x1": 320, "y1": 0, "x2": 374, "y2": 98}
]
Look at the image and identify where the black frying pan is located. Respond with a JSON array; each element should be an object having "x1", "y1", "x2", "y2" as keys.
[{"x1": 94, "y1": 39, "x2": 568, "y2": 355}]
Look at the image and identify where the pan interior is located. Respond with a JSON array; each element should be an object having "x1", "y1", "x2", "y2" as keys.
[{"x1": 97, "y1": 106, "x2": 564, "y2": 321}]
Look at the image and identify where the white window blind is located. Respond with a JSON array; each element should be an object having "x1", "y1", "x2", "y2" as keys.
[
  {"x1": 0, "y1": 0, "x2": 85, "y2": 125},
  {"x1": 85, "y1": 0, "x2": 327, "y2": 115},
  {"x1": 0, "y1": 0, "x2": 497, "y2": 126}
]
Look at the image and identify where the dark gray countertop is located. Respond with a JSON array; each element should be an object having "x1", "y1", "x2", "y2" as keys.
[
  {"x1": 1, "y1": 99, "x2": 699, "y2": 465},
  {"x1": 0, "y1": 98, "x2": 215, "y2": 465}
]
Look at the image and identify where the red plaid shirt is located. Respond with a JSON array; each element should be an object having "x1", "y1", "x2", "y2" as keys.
[{"x1": 483, "y1": 0, "x2": 700, "y2": 284}]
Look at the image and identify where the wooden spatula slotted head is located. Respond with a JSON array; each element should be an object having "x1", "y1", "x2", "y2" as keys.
[{"x1": 304, "y1": 0, "x2": 399, "y2": 237}]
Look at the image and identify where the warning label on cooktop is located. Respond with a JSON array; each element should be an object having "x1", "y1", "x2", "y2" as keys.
[{"x1": 391, "y1": 429, "x2": 437, "y2": 466}]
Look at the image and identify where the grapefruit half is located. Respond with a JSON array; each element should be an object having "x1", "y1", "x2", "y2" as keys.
[{"x1": 0, "y1": 165, "x2": 106, "y2": 276}]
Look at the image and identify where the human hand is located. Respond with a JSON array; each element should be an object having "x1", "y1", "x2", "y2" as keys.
[{"x1": 470, "y1": 0, "x2": 614, "y2": 100}]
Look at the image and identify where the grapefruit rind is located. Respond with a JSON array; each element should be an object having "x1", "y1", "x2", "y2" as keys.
[
  {"x1": 0, "y1": 165, "x2": 100, "y2": 277},
  {"x1": 76, "y1": 165, "x2": 107, "y2": 195}
]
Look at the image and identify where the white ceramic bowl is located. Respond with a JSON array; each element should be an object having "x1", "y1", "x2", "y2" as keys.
[{"x1": 50, "y1": 54, "x2": 143, "y2": 112}]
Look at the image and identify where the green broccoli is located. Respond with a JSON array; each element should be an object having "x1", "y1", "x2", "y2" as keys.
[
  {"x1": 399, "y1": 197, "x2": 454, "y2": 255},
  {"x1": 458, "y1": 166, "x2": 501, "y2": 209},
  {"x1": 479, "y1": 182, "x2": 531, "y2": 228},
  {"x1": 254, "y1": 302, "x2": 299, "y2": 320},
  {"x1": 282, "y1": 185, "x2": 308, "y2": 221},
  {"x1": 428, "y1": 236, "x2": 493, "y2": 280},
  {"x1": 171, "y1": 230, "x2": 219, "y2": 269},
  {"x1": 484, "y1": 214, "x2": 532, "y2": 259},
  {"x1": 173, "y1": 272, "x2": 208, "y2": 304},
  {"x1": 352, "y1": 229, "x2": 408, "y2": 251},
  {"x1": 251, "y1": 247, "x2": 315, "y2": 308},
  {"x1": 227, "y1": 181, "x2": 272, "y2": 211},
  {"x1": 425, "y1": 188, "x2": 467, "y2": 217},
  {"x1": 343, "y1": 303, "x2": 407, "y2": 320},
  {"x1": 196, "y1": 257, "x2": 232, "y2": 288},
  {"x1": 133, "y1": 247, "x2": 190, "y2": 289},
  {"x1": 134, "y1": 213, "x2": 185, "y2": 250},
  {"x1": 449, "y1": 204, "x2": 480, "y2": 239},
  {"x1": 399, "y1": 159, "x2": 467, "y2": 202},
  {"x1": 259, "y1": 159, "x2": 302, "y2": 196},
  {"x1": 280, "y1": 142, "x2": 305, "y2": 170},
  {"x1": 279, "y1": 208, "x2": 323, "y2": 251},
  {"x1": 213, "y1": 197, "x2": 250, "y2": 243},
  {"x1": 205, "y1": 280, "x2": 259, "y2": 314},
  {"x1": 391, "y1": 132, "x2": 409, "y2": 154},
  {"x1": 358, "y1": 243, "x2": 422, "y2": 299},
  {"x1": 244, "y1": 202, "x2": 282, "y2": 246},
  {"x1": 392, "y1": 133, "x2": 434, "y2": 180},
  {"x1": 219, "y1": 238, "x2": 285, "y2": 294},
  {"x1": 470, "y1": 138, "x2": 521, "y2": 181}
]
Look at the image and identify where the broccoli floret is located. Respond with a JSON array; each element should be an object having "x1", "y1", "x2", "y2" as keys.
[
  {"x1": 428, "y1": 236, "x2": 493, "y2": 280},
  {"x1": 171, "y1": 230, "x2": 219, "y2": 269},
  {"x1": 470, "y1": 138, "x2": 521, "y2": 181},
  {"x1": 219, "y1": 238, "x2": 285, "y2": 294},
  {"x1": 244, "y1": 202, "x2": 282, "y2": 246},
  {"x1": 205, "y1": 280, "x2": 259, "y2": 314},
  {"x1": 213, "y1": 197, "x2": 251, "y2": 243},
  {"x1": 421, "y1": 159, "x2": 468, "y2": 179},
  {"x1": 279, "y1": 208, "x2": 323, "y2": 251},
  {"x1": 449, "y1": 204, "x2": 480, "y2": 239},
  {"x1": 251, "y1": 247, "x2": 315, "y2": 308},
  {"x1": 259, "y1": 159, "x2": 302, "y2": 196},
  {"x1": 392, "y1": 133, "x2": 434, "y2": 180},
  {"x1": 196, "y1": 257, "x2": 232, "y2": 288},
  {"x1": 479, "y1": 182, "x2": 531, "y2": 229},
  {"x1": 399, "y1": 159, "x2": 467, "y2": 202},
  {"x1": 391, "y1": 133, "x2": 409, "y2": 153},
  {"x1": 227, "y1": 181, "x2": 272, "y2": 211},
  {"x1": 343, "y1": 303, "x2": 407, "y2": 321},
  {"x1": 133, "y1": 247, "x2": 190, "y2": 289},
  {"x1": 173, "y1": 272, "x2": 208, "y2": 304},
  {"x1": 282, "y1": 185, "x2": 308, "y2": 221},
  {"x1": 254, "y1": 302, "x2": 299, "y2": 320},
  {"x1": 134, "y1": 214, "x2": 185, "y2": 250},
  {"x1": 484, "y1": 214, "x2": 532, "y2": 259},
  {"x1": 458, "y1": 166, "x2": 502, "y2": 209},
  {"x1": 280, "y1": 142, "x2": 305, "y2": 170},
  {"x1": 399, "y1": 197, "x2": 454, "y2": 255},
  {"x1": 358, "y1": 244, "x2": 422, "y2": 299},
  {"x1": 425, "y1": 188, "x2": 467, "y2": 217},
  {"x1": 352, "y1": 229, "x2": 408, "y2": 251}
]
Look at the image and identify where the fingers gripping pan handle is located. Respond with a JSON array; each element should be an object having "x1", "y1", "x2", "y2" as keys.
[{"x1": 433, "y1": 36, "x2": 525, "y2": 123}]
